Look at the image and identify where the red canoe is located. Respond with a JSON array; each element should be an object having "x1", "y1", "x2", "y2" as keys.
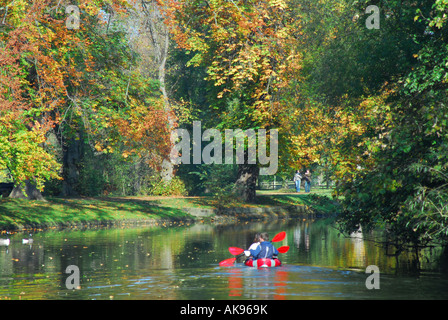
[{"x1": 244, "y1": 258, "x2": 282, "y2": 268}]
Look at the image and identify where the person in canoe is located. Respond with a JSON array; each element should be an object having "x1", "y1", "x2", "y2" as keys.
[
  {"x1": 245, "y1": 233, "x2": 261, "y2": 259},
  {"x1": 244, "y1": 232, "x2": 279, "y2": 262}
]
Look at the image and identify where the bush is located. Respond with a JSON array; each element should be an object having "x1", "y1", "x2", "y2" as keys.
[{"x1": 150, "y1": 176, "x2": 188, "y2": 196}]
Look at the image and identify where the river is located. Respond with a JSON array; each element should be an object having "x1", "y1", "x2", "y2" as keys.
[{"x1": 0, "y1": 218, "x2": 447, "y2": 300}]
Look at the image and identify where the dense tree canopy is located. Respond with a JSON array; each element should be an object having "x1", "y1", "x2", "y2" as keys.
[
  {"x1": 0, "y1": 0, "x2": 173, "y2": 197},
  {"x1": 1, "y1": 0, "x2": 448, "y2": 247}
]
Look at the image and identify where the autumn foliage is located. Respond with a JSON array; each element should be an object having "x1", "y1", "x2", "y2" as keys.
[
  {"x1": 0, "y1": 0, "x2": 173, "y2": 193},
  {"x1": 2, "y1": 0, "x2": 448, "y2": 251},
  {"x1": 162, "y1": 0, "x2": 303, "y2": 128}
]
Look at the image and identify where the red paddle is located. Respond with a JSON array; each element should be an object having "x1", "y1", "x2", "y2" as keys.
[
  {"x1": 229, "y1": 245, "x2": 289, "y2": 255},
  {"x1": 278, "y1": 246, "x2": 290, "y2": 253},
  {"x1": 219, "y1": 257, "x2": 237, "y2": 267},
  {"x1": 271, "y1": 231, "x2": 286, "y2": 243},
  {"x1": 229, "y1": 247, "x2": 245, "y2": 255},
  {"x1": 219, "y1": 246, "x2": 290, "y2": 266}
]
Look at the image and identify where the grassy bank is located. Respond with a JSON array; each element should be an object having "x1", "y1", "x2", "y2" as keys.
[
  {"x1": 256, "y1": 188, "x2": 340, "y2": 214},
  {"x1": 0, "y1": 189, "x2": 340, "y2": 231}
]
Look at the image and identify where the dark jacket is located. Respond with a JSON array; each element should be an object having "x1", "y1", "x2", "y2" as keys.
[
  {"x1": 250, "y1": 241, "x2": 279, "y2": 259},
  {"x1": 304, "y1": 172, "x2": 311, "y2": 182}
]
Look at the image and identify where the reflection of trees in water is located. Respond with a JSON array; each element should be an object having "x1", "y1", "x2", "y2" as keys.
[
  {"x1": 291, "y1": 219, "x2": 448, "y2": 274},
  {"x1": 226, "y1": 267, "x2": 289, "y2": 300},
  {"x1": 349, "y1": 226, "x2": 366, "y2": 268},
  {"x1": 1, "y1": 220, "x2": 448, "y2": 299},
  {"x1": 0, "y1": 225, "x2": 210, "y2": 280}
]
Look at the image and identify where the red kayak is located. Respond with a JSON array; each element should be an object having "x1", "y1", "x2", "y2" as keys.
[{"x1": 244, "y1": 258, "x2": 281, "y2": 268}]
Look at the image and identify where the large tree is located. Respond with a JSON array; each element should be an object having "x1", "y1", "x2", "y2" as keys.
[
  {"x1": 0, "y1": 0, "x2": 173, "y2": 198},
  {"x1": 319, "y1": 0, "x2": 448, "y2": 248},
  {"x1": 162, "y1": 0, "x2": 303, "y2": 201}
]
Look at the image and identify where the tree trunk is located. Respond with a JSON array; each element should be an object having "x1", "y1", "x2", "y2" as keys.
[
  {"x1": 0, "y1": 183, "x2": 14, "y2": 198},
  {"x1": 233, "y1": 163, "x2": 259, "y2": 203},
  {"x1": 159, "y1": 31, "x2": 175, "y2": 182},
  {"x1": 58, "y1": 131, "x2": 84, "y2": 197},
  {"x1": 141, "y1": 0, "x2": 175, "y2": 182},
  {"x1": 9, "y1": 180, "x2": 45, "y2": 201}
]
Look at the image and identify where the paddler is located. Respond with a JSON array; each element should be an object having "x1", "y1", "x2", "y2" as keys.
[{"x1": 244, "y1": 232, "x2": 279, "y2": 261}]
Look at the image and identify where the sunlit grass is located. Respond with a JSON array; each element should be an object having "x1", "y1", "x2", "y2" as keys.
[
  {"x1": 0, "y1": 188, "x2": 340, "y2": 230},
  {"x1": 0, "y1": 197, "x2": 193, "y2": 230}
]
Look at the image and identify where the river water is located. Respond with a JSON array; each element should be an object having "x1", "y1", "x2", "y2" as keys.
[{"x1": 0, "y1": 218, "x2": 447, "y2": 300}]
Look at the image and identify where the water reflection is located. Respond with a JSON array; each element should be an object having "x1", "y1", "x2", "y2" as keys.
[
  {"x1": 349, "y1": 227, "x2": 366, "y2": 268},
  {"x1": 289, "y1": 219, "x2": 436, "y2": 273},
  {"x1": 227, "y1": 268, "x2": 242, "y2": 297},
  {"x1": 225, "y1": 267, "x2": 290, "y2": 300},
  {"x1": 0, "y1": 219, "x2": 447, "y2": 300}
]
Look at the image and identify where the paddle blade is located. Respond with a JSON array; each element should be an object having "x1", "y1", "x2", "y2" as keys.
[
  {"x1": 277, "y1": 245, "x2": 290, "y2": 253},
  {"x1": 219, "y1": 258, "x2": 236, "y2": 267},
  {"x1": 272, "y1": 231, "x2": 286, "y2": 243},
  {"x1": 229, "y1": 247, "x2": 245, "y2": 255}
]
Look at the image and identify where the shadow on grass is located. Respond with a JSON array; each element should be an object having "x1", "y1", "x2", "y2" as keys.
[
  {"x1": 256, "y1": 192, "x2": 341, "y2": 214},
  {"x1": 48, "y1": 197, "x2": 194, "y2": 220},
  {"x1": 0, "y1": 191, "x2": 340, "y2": 230},
  {"x1": 96, "y1": 195, "x2": 214, "y2": 209},
  {"x1": 256, "y1": 193, "x2": 307, "y2": 205},
  {"x1": 0, "y1": 196, "x2": 193, "y2": 230}
]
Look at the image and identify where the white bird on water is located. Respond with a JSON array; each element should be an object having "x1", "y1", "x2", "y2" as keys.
[
  {"x1": 22, "y1": 238, "x2": 33, "y2": 244},
  {"x1": 22, "y1": 234, "x2": 33, "y2": 244},
  {"x1": 0, "y1": 238, "x2": 10, "y2": 246}
]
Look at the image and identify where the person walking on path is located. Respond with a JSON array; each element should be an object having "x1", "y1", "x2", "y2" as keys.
[
  {"x1": 304, "y1": 169, "x2": 311, "y2": 193},
  {"x1": 293, "y1": 170, "x2": 302, "y2": 192}
]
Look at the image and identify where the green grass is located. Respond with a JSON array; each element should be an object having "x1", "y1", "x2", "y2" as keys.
[
  {"x1": 0, "y1": 188, "x2": 340, "y2": 231},
  {"x1": 256, "y1": 189, "x2": 341, "y2": 214},
  {"x1": 0, "y1": 197, "x2": 194, "y2": 230}
]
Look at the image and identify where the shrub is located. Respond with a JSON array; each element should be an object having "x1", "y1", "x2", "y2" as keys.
[{"x1": 150, "y1": 176, "x2": 188, "y2": 196}]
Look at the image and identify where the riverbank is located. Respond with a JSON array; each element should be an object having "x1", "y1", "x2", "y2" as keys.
[{"x1": 0, "y1": 189, "x2": 340, "y2": 232}]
